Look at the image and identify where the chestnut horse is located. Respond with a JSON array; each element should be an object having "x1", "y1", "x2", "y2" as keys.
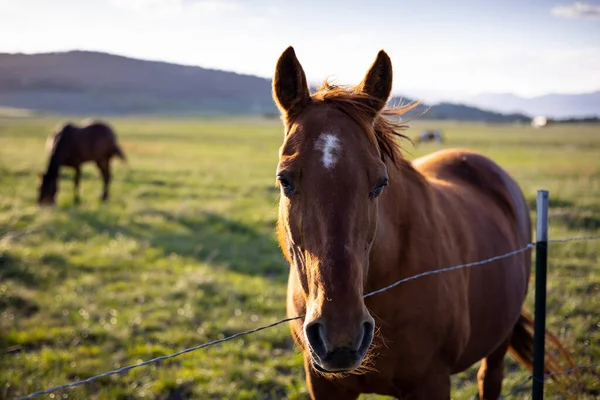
[
  {"x1": 272, "y1": 47, "x2": 569, "y2": 399},
  {"x1": 38, "y1": 120, "x2": 126, "y2": 206}
]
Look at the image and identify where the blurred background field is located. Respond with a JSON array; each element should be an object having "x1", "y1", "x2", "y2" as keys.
[{"x1": 0, "y1": 117, "x2": 598, "y2": 399}]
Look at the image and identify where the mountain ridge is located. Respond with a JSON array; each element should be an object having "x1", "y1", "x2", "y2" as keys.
[
  {"x1": 463, "y1": 91, "x2": 600, "y2": 118},
  {"x1": 0, "y1": 50, "x2": 536, "y2": 122}
]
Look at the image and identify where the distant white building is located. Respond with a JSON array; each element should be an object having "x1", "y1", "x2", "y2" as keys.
[{"x1": 532, "y1": 116, "x2": 548, "y2": 128}]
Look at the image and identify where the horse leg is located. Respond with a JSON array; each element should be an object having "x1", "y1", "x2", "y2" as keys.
[
  {"x1": 73, "y1": 166, "x2": 81, "y2": 204},
  {"x1": 96, "y1": 159, "x2": 111, "y2": 202},
  {"x1": 477, "y1": 339, "x2": 510, "y2": 399},
  {"x1": 304, "y1": 358, "x2": 359, "y2": 400}
]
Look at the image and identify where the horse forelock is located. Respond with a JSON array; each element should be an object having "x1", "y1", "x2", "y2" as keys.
[{"x1": 307, "y1": 81, "x2": 418, "y2": 166}]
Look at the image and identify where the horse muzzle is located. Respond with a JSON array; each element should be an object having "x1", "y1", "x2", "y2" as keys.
[{"x1": 304, "y1": 318, "x2": 374, "y2": 372}]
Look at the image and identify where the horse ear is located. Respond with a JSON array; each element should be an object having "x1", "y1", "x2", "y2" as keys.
[
  {"x1": 272, "y1": 46, "x2": 311, "y2": 118},
  {"x1": 356, "y1": 50, "x2": 393, "y2": 115}
]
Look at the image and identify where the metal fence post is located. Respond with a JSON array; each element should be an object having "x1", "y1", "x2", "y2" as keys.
[{"x1": 533, "y1": 190, "x2": 549, "y2": 399}]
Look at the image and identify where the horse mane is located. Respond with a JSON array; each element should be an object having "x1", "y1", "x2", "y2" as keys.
[
  {"x1": 80, "y1": 118, "x2": 106, "y2": 128},
  {"x1": 43, "y1": 122, "x2": 75, "y2": 180},
  {"x1": 54, "y1": 119, "x2": 102, "y2": 134},
  {"x1": 43, "y1": 141, "x2": 64, "y2": 181},
  {"x1": 311, "y1": 81, "x2": 420, "y2": 165}
]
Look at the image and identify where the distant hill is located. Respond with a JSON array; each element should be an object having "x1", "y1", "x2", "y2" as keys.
[
  {"x1": 0, "y1": 51, "x2": 275, "y2": 115},
  {"x1": 0, "y1": 50, "x2": 529, "y2": 122},
  {"x1": 393, "y1": 99, "x2": 530, "y2": 123},
  {"x1": 464, "y1": 91, "x2": 600, "y2": 119}
]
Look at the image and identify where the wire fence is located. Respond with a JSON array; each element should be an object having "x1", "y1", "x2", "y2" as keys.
[{"x1": 15, "y1": 234, "x2": 600, "y2": 400}]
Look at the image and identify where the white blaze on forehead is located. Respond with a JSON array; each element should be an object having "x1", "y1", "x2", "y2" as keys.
[{"x1": 316, "y1": 133, "x2": 341, "y2": 169}]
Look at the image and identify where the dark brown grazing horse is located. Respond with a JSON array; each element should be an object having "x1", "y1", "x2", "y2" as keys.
[
  {"x1": 38, "y1": 120, "x2": 126, "y2": 206},
  {"x1": 272, "y1": 47, "x2": 572, "y2": 399}
]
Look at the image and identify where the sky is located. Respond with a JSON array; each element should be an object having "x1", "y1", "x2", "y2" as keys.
[{"x1": 1, "y1": 0, "x2": 599, "y2": 100}]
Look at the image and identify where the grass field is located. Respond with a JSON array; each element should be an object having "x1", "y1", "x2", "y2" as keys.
[{"x1": 0, "y1": 116, "x2": 598, "y2": 399}]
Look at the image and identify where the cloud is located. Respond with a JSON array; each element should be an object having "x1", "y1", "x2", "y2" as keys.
[
  {"x1": 109, "y1": 0, "x2": 240, "y2": 19},
  {"x1": 551, "y1": 2, "x2": 600, "y2": 20},
  {"x1": 188, "y1": 0, "x2": 240, "y2": 14},
  {"x1": 110, "y1": 0, "x2": 181, "y2": 16},
  {"x1": 374, "y1": 43, "x2": 600, "y2": 98},
  {"x1": 0, "y1": 0, "x2": 23, "y2": 13}
]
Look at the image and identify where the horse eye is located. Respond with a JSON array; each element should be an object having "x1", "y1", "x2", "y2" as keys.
[
  {"x1": 370, "y1": 177, "x2": 388, "y2": 199},
  {"x1": 277, "y1": 173, "x2": 295, "y2": 196}
]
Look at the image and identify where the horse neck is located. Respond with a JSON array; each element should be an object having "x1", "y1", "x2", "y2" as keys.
[
  {"x1": 387, "y1": 157, "x2": 432, "y2": 228},
  {"x1": 368, "y1": 157, "x2": 434, "y2": 281},
  {"x1": 44, "y1": 142, "x2": 65, "y2": 180}
]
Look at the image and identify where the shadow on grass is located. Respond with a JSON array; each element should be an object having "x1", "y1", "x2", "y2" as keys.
[
  {"x1": 551, "y1": 211, "x2": 600, "y2": 231},
  {"x1": 0, "y1": 250, "x2": 73, "y2": 292},
  {"x1": 53, "y1": 207, "x2": 287, "y2": 281},
  {"x1": 136, "y1": 210, "x2": 287, "y2": 281},
  {"x1": 527, "y1": 196, "x2": 575, "y2": 211},
  {"x1": 0, "y1": 291, "x2": 39, "y2": 318},
  {"x1": 0, "y1": 252, "x2": 39, "y2": 287},
  {"x1": 0, "y1": 253, "x2": 43, "y2": 319},
  {"x1": 122, "y1": 169, "x2": 188, "y2": 189},
  {"x1": 527, "y1": 196, "x2": 600, "y2": 231}
]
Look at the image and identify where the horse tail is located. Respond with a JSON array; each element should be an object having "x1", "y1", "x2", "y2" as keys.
[
  {"x1": 508, "y1": 310, "x2": 577, "y2": 391},
  {"x1": 112, "y1": 144, "x2": 127, "y2": 163}
]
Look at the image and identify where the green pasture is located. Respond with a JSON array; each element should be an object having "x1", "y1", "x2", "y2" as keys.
[{"x1": 0, "y1": 117, "x2": 598, "y2": 399}]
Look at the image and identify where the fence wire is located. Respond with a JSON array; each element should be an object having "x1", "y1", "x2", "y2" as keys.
[
  {"x1": 15, "y1": 235, "x2": 600, "y2": 400},
  {"x1": 500, "y1": 376, "x2": 533, "y2": 399},
  {"x1": 547, "y1": 235, "x2": 600, "y2": 244}
]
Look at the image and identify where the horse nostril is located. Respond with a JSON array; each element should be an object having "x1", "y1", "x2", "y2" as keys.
[
  {"x1": 358, "y1": 321, "x2": 374, "y2": 355},
  {"x1": 305, "y1": 321, "x2": 327, "y2": 358}
]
